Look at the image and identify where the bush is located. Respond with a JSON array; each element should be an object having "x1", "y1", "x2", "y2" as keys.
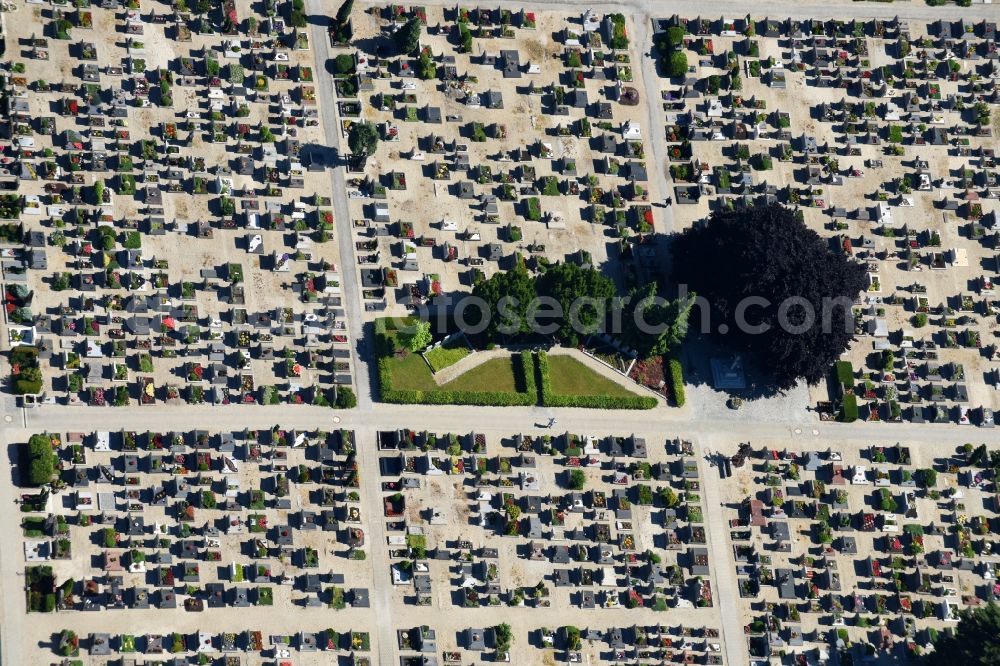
[
  {"x1": 333, "y1": 54, "x2": 355, "y2": 75},
  {"x1": 665, "y1": 26, "x2": 685, "y2": 48},
  {"x1": 834, "y1": 360, "x2": 854, "y2": 388},
  {"x1": 24, "y1": 433, "x2": 57, "y2": 487},
  {"x1": 668, "y1": 357, "x2": 685, "y2": 407},
  {"x1": 917, "y1": 468, "x2": 937, "y2": 489},
  {"x1": 665, "y1": 50, "x2": 688, "y2": 78},
  {"x1": 567, "y1": 469, "x2": 586, "y2": 490},
  {"x1": 334, "y1": 386, "x2": 357, "y2": 409},
  {"x1": 840, "y1": 394, "x2": 858, "y2": 422}
]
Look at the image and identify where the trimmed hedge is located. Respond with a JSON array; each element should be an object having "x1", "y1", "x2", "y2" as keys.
[
  {"x1": 537, "y1": 351, "x2": 657, "y2": 410},
  {"x1": 834, "y1": 360, "x2": 854, "y2": 389},
  {"x1": 520, "y1": 350, "x2": 536, "y2": 398},
  {"x1": 667, "y1": 357, "x2": 685, "y2": 407},
  {"x1": 839, "y1": 394, "x2": 859, "y2": 423},
  {"x1": 24, "y1": 433, "x2": 57, "y2": 487}
]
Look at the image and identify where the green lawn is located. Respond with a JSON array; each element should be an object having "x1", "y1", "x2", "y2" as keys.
[
  {"x1": 381, "y1": 342, "x2": 519, "y2": 395},
  {"x1": 424, "y1": 345, "x2": 471, "y2": 373},
  {"x1": 384, "y1": 350, "x2": 438, "y2": 391},
  {"x1": 547, "y1": 355, "x2": 642, "y2": 398},
  {"x1": 442, "y1": 357, "x2": 520, "y2": 392}
]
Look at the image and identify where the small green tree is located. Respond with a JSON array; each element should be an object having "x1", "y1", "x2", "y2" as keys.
[
  {"x1": 494, "y1": 623, "x2": 513, "y2": 654},
  {"x1": 92, "y1": 179, "x2": 105, "y2": 205},
  {"x1": 347, "y1": 122, "x2": 379, "y2": 162},
  {"x1": 666, "y1": 50, "x2": 688, "y2": 78},
  {"x1": 657, "y1": 486, "x2": 680, "y2": 508},
  {"x1": 567, "y1": 469, "x2": 586, "y2": 490},
  {"x1": 333, "y1": 54, "x2": 355, "y2": 75},
  {"x1": 334, "y1": 386, "x2": 357, "y2": 409},
  {"x1": 564, "y1": 626, "x2": 582, "y2": 651},
  {"x1": 334, "y1": 0, "x2": 354, "y2": 26},
  {"x1": 393, "y1": 17, "x2": 422, "y2": 54},
  {"x1": 25, "y1": 434, "x2": 57, "y2": 486},
  {"x1": 917, "y1": 468, "x2": 937, "y2": 489},
  {"x1": 399, "y1": 320, "x2": 432, "y2": 352}
]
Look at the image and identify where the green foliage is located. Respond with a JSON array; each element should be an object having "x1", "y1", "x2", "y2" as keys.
[
  {"x1": 334, "y1": 0, "x2": 354, "y2": 26},
  {"x1": 564, "y1": 626, "x2": 582, "y2": 651},
  {"x1": 926, "y1": 601, "x2": 1000, "y2": 665},
  {"x1": 24, "y1": 434, "x2": 58, "y2": 487},
  {"x1": 471, "y1": 266, "x2": 537, "y2": 339},
  {"x1": 334, "y1": 386, "x2": 357, "y2": 409},
  {"x1": 667, "y1": 357, "x2": 685, "y2": 407},
  {"x1": 418, "y1": 49, "x2": 437, "y2": 80},
  {"x1": 623, "y1": 283, "x2": 694, "y2": 358},
  {"x1": 494, "y1": 623, "x2": 514, "y2": 655},
  {"x1": 917, "y1": 468, "x2": 937, "y2": 489},
  {"x1": 840, "y1": 394, "x2": 858, "y2": 422},
  {"x1": 834, "y1": 361, "x2": 854, "y2": 387},
  {"x1": 664, "y1": 27, "x2": 685, "y2": 47},
  {"x1": 567, "y1": 469, "x2": 586, "y2": 490},
  {"x1": 536, "y1": 262, "x2": 616, "y2": 341},
  {"x1": 334, "y1": 54, "x2": 355, "y2": 75},
  {"x1": 393, "y1": 17, "x2": 422, "y2": 54},
  {"x1": 666, "y1": 50, "x2": 688, "y2": 78},
  {"x1": 399, "y1": 320, "x2": 432, "y2": 352},
  {"x1": 671, "y1": 204, "x2": 865, "y2": 391},
  {"x1": 11, "y1": 346, "x2": 42, "y2": 395},
  {"x1": 458, "y1": 23, "x2": 473, "y2": 53},
  {"x1": 348, "y1": 122, "x2": 379, "y2": 158}
]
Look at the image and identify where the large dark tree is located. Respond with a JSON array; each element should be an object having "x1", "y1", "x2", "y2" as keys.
[
  {"x1": 671, "y1": 204, "x2": 864, "y2": 390},
  {"x1": 536, "y1": 263, "x2": 616, "y2": 344},
  {"x1": 926, "y1": 602, "x2": 1000, "y2": 665},
  {"x1": 393, "y1": 17, "x2": 422, "y2": 55}
]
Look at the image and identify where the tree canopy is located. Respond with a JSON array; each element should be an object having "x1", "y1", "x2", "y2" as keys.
[
  {"x1": 471, "y1": 266, "x2": 537, "y2": 339},
  {"x1": 666, "y1": 50, "x2": 688, "y2": 78},
  {"x1": 393, "y1": 17, "x2": 422, "y2": 55},
  {"x1": 671, "y1": 204, "x2": 864, "y2": 390},
  {"x1": 347, "y1": 122, "x2": 379, "y2": 159},
  {"x1": 334, "y1": 0, "x2": 353, "y2": 26},
  {"x1": 926, "y1": 602, "x2": 1000, "y2": 665},
  {"x1": 398, "y1": 320, "x2": 432, "y2": 352},
  {"x1": 25, "y1": 434, "x2": 57, "y2": 487},
  {"x1": 536, "y1": 262, "x2": 615, "y2": 344},
  {"x1": 621, "y1": 282, "x2": 694, "y2": 358}
]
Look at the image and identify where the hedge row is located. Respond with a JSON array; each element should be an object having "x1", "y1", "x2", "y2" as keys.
[
  {"x1": 519, "y1": 350, "x2": 536, "y2": 397},
  {"x1": 667, "y1": 357, "x2": 685, "y2": 407},
  {"x1": 536, "y1": 351, "x2": 658, "y2": 410},
  {"x1": 536, "y1": 350, "x2": 553, "y2": 403}
]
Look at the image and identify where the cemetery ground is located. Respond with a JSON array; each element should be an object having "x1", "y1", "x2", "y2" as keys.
[{"x1": 5, "y1": 0, "x2": 1000, "y2": 665}]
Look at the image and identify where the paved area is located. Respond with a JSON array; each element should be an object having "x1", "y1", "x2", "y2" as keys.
[{"x1": 309, "y1": 0, "x2": 374, "y2": 409}]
